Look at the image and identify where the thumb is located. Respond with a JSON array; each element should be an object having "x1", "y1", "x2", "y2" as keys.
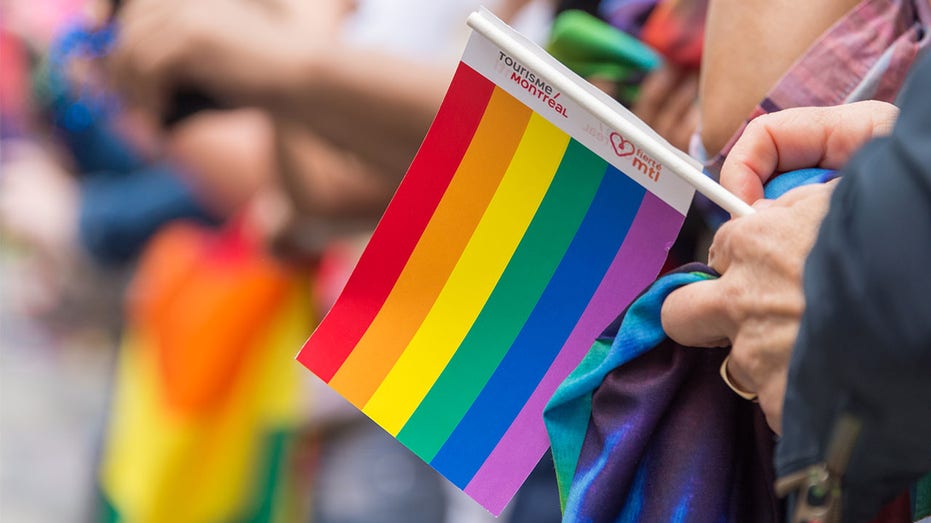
[{"x1": 661, "y1": 279, "x2": 733, "y2": 348}]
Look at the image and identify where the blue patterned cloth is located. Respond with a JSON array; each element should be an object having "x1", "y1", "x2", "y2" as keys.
[{"x1": 543, "y1": 169, "x2": 836, "y2": 522}]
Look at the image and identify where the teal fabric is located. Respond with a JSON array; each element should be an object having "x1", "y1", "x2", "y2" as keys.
[
  {"x1": 543, "y1": 168, "x2": 836, "y2": 517},
  {"x1": 543, "y1": 270, "x2": 713, "y2": 508},
  {"x1": 913, "y1": 474, "x2": 931, "y2": 519}
]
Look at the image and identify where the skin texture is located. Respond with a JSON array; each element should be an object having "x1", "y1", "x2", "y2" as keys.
[
  {"x1": 699, "y1": 0, "x2": 862, "y2": 156},
  {"x1": 167, "y1": 109, "x2": 277, "y2": 217},
  {"x1": 108, "y1": 0, "x2": 538, "y2": 175},
  {"x1": 267, "y1": 119, "x2": 399, "y2": 255},
  {"x1": 662, "y1": 183, "x2": 834, "y2": 433},
  {"x1": 109, "y1": 0, "x2": 439, "y2": 174},
  {"x1": 109, "y1": 0, "x2": 542, "y2": 257},
  {"x1": 660, "y1": 102, "x2": 898, "y2": 432},
  {"x1": 720, "y1": 101, "x2": 898, "y2": 203}
]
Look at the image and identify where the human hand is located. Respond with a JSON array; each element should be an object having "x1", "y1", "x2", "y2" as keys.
[
  {"x1": 721, "y1": 101, "x2": 898, "y2": 205},
  {"x1": 262, "y1": 119, "x2": 396, "y2": 258},
  {"x1": 108, "y1": 0, "x2": 352, "y2": 119},
  {"x1": 660, "y1": 182, "x2": 836, "y2": 433},
  {"x1": 166, "y1": 108, "x2": 276, "y2": 217},
  {"x1": 633, "y1": 63, "x2": 699, "y2": 152}
]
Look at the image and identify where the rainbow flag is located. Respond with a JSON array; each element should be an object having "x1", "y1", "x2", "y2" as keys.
[
  {"x1": 98, "y1": 221, "x2": 312, "y2": 523},
  {"x1": 297, "y1": 9, "x2": 695, "y2": 514}
]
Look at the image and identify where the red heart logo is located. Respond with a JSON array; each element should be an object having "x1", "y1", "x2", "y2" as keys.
[{"x1": 610, "y1": 132, "x2": 636, "y2": 158}]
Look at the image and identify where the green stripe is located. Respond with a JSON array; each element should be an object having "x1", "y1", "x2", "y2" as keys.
[
  {"x1": 97, "y1": 431, "x2": 297, "y2": 523},
  {"x1": 236, "y1": 429, "x2": 306, "y2": 523},
  {"x1": 95, "y1": 488, "x2": 121, "y2": 523},
  {"x1": 243, "y1": 430, "x2": 292, "y2": 523},
  {"x1": 915, "y1": 472, "x2": 931, "y2": 519},
  {"x1": 397, "y1": 139, "x2": 608, "y2": 461}
]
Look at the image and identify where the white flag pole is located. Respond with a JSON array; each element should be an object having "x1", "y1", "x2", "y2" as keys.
[{"x1": 467, "y1": 10, "x2": 756, "y2": 218}]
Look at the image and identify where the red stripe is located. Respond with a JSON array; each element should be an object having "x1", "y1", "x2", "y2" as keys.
[{"x1": 297, "y1": 63, "x2": 495, "y2": 381}]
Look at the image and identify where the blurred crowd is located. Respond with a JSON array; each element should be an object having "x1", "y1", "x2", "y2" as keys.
[
  {"x1": 0, "y1": 1, "x2": 556, "y2": 521},
  {"x1": 1, "y1": 0, "x2": 929, "y2": 522}
]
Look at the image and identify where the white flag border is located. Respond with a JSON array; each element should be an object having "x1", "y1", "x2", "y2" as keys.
[{"x1": 466, "y1": 8, "x2": 755, "y2": 218}]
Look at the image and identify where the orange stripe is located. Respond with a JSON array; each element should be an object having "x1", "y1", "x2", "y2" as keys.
[{"x1": 328, "y1": 88, "x2": 532, "y2": 407}]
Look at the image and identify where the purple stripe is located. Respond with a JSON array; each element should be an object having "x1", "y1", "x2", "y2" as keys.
[{"x1": 463, "y1": 193, "x2": 685, "y2": 514}]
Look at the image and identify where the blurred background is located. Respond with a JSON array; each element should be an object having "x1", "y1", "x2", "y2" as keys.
[{"x1": 0, "y1": 0, "x2": 702, "y2": 520}]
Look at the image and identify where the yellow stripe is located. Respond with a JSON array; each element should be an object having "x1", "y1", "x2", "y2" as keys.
[
  {"x1": 99, "y1": 285, "x2": 310, "y2": 523},
  {"x1": 362, "y1": 113, "x2": 570, "y2": 434},
  {"x1": 328, "y1": 88, "x2": 531, "y2": 407}
]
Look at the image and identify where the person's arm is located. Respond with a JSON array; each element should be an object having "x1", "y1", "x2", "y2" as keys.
[
  {"x1": 109, "y1": 0, "x2": 540, "y2": 175},
  {"x1": 254, "y1": 118, "x2": 404, "y2": 258},
  {"x1": 660, "y1": 180, "x2": 835, "y2": 432},
  {"x1": 108, "y1": 0, "x2": 448, "y2": 173},
  {"x1": 262, "y1": 47, "x2": 450, "y2": 176},
  {"x1": 165, "y1": 109, "x2": 277, "y2": 217},
  {"x1": 660, "y1": 101, "x2": 896, "y2": 430},
  {"x1": 663, "y1": 54, "x2": 931, "y2": 521},
  {"x1": 699, "y1": 0, "x2": 861, "y2": 155},
  {"x1": 272, "y1": 119, "x2": 396, "y2": 222},
  {"x1": 778, "y1": 54, "x2": 931, "y2": 523}
]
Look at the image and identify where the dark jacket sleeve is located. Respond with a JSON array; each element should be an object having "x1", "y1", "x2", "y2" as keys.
[{"x1": 776, "y1": 52, "x2": 931, "y2": 523}]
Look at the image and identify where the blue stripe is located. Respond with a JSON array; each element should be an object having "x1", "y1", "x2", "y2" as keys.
[
  {"x1": 429, "y1": 167, "x2": 645, "y2": 487},
  {"x1": 566, "y1": 424, "x2": 630, "y2": 521},
  {"x1": 617, "y1": 458, "x2": 649, "y2": 523}
]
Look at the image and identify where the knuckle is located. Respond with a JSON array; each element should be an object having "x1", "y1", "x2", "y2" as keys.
[
  {"x1": 712, "y1": 221, "x2": 737, "y2": 250},
  {"x1": 729, "y1": 343, "x2": 762, "y2": 385},
  {"x1": 720, "y1": 285, "x2": 746, "y2": 323},
  {"x1": 745, "y1": 113, "x2": 775, "y2": 135}
]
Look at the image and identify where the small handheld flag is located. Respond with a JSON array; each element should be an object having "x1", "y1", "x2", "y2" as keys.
[{"x1": 298, "y1": 8, "x2": 747, "y2": 514}]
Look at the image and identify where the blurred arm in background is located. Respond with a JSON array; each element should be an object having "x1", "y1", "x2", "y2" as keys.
[{"x1": 109, "y1": 0, "x2": 540, "y2": 176}]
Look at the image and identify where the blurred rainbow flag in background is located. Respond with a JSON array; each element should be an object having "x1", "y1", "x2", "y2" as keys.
[
  {"x1": 298, "y1": 9, "x2": 696, "y2": 514},
  {"x1": 98, "y1": 221, "x2": 312, "y2": 523}
]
